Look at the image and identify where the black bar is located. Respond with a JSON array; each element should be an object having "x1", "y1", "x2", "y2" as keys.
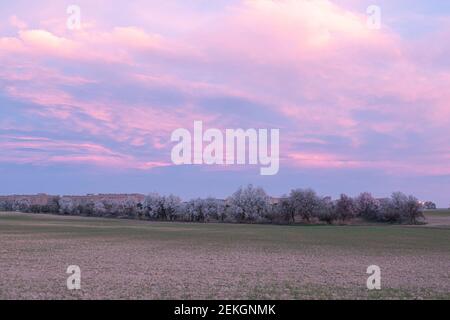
[{"x1": 0, "y1": 300, "x2": 441, "y2": 319}]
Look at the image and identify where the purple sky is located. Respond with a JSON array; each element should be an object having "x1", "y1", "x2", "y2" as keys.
[{"x1": 0, "y1": 1, "x2": 449, "y2": 206}]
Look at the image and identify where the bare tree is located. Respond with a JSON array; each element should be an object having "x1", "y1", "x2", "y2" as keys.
[
  {"x1": 355, "y1": 192, "x2": 380, "y2": 221},
  {"x1": 164, "y1": 195, "x2": 181, "y2": 221},
  {"x1": 228, "y1": 185, "x2": 271, "y2": 222},
  {"x1": 404, "y1": 195, "x2": 424, "y2": 224},
  {"x1": 289, "y1": 188, "x2": 319, "y2": 223},
  {"x1": 316, "y1": 196, "x2": 338, "y2": 224},
  {"x1": 335, "y1": 194, "x2": 356, "y2": 222},
  {"x1": 143, "y1": 193, "x2": 164, "y2": 220}
]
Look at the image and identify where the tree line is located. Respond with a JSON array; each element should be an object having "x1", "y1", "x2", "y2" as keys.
[{"x1": 0, "y1": 185, "x2": 425, "y2": 225}]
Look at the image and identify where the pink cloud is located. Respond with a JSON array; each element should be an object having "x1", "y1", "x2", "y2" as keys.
[
  {"x1": 0, "y1": 0, "x2": 449, "y2": 177},
  {"x1": 0, "y1": 135, "x2": 171, "y2": 170},
  {"x1": 9, "y1": 15, "x2": 27, "y2": 30},
  {"x1": 288, "y1": 151, "x2": 450, "y2": 176}
]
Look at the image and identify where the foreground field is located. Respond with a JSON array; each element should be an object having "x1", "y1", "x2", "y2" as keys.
[{"x1": 0, "y1": 211, "x2": 449, "y2": 299}]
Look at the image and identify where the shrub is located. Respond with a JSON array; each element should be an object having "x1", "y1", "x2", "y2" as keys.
[{"x1": 423, "y1": 201, "x2": 436, "y2": 210}]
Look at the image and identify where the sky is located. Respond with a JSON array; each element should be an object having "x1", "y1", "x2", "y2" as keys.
[{"x1": 0, "y1": 0, "x2": 449, "y2": 206}]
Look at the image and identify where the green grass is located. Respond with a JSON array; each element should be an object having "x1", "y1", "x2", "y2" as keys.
[{"x1": 1, "y1": 211, "x2": 448, "y2": 253}]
